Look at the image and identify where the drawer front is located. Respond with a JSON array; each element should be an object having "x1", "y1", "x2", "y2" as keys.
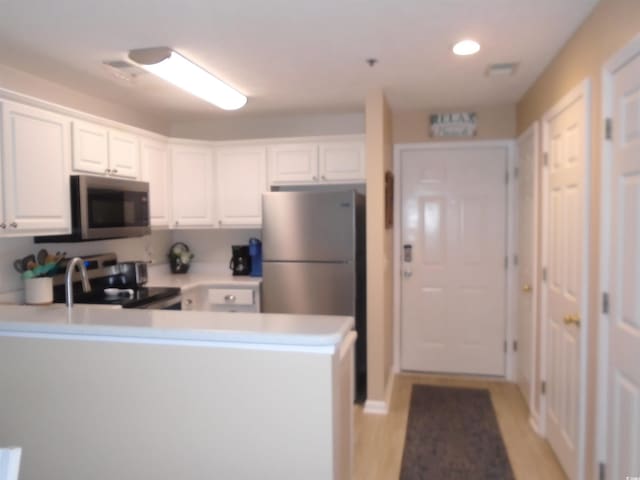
[{"x1": 208, "y1": 288, "x2": 254, "y2": 306}]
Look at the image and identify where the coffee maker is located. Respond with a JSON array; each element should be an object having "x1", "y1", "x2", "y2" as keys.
[{"x1": 229, "y1": 245, "x2": 251, "y2": 276}]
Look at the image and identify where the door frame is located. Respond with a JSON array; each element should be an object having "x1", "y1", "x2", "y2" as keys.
[
  {"x1": 392, "y1": 140, "x2": 517, "y2": 380},
  {"x1": 596, "y1": 33, "x2": 640, "y2": 475},
  {"x1": 515, "y1": 121, "x2": 541, "y2": 429},
  {"x1": 539, "y1": 78, "x2": 591, "y2": 479}
]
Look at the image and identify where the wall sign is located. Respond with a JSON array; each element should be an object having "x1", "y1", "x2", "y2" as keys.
[{"x1": 429, "y1": 112, "x2": 477, "y2": 137}]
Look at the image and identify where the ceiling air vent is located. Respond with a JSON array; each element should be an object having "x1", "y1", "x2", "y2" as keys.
[
  {"x1": 485, "y1": 62, "x2": 519, "y2": 77},
  {"x1": 102, "y1": 60, "x2": 147, "y2": 84}
]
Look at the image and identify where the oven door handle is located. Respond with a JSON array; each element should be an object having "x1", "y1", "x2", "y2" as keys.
[{"x1": 135, "y1": 295, "x2": 182, "y2": 310}]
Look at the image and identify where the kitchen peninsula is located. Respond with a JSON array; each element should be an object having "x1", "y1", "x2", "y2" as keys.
[{"x1": 0, "y1": 305, "x2": 355, "y2": 480}]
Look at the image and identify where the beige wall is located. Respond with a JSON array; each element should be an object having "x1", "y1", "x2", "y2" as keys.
[
  {"x1": 170, "y1": 112, "x2": 365, "y2": 141},
  {"x1": 516, "y1": 1, "x2": 640, "y2": 477},
  {"x1": 365, "y1": 89, "x2": 394, "y2": 402},
  {"x1": 0, "y1": 63, "x2": 169, "y2": 134},
  {"x1": 392, "y1": 105, "x2": 516, "y2": 144}
]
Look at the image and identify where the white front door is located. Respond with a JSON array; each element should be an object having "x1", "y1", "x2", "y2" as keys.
[
  {"x1": 605, "y1": 46, "x2": 640, "y2": 480},
  {"x1": 400, "y1": 144, "x2": 507, "y2": 376},
  {"x1": 516, "y1": 124, "x2": 538, "y2": 410},
  {"x1": 543, "y1": 82, "x2": 589, "y2": 480}
]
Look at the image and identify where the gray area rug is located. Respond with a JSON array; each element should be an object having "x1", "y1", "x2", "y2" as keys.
[{"x1": 400, "y1": 385, "x2": 515, "y2": 480}]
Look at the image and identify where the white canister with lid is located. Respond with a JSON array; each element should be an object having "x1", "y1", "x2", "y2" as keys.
[{"x1": 24, "y1": 277, "x2": 53, "y2": 305}]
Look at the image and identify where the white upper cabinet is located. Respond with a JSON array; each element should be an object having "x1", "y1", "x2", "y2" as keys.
[
  {"x1": 1, "y1": 101, "x2": 71, "y2": 235},
  {"x1": 170, "y1": 144, "x2": 215, "y2": 228},
  {"x1": 215, "y1": 146, "x2": 267, "y2": 227},
  {"x1": 108, "y1": 129, "x2": 139, "y2": 179},
  {"x1": 72, "y1": 120, "x2": 140, "y2": 179},
  {"x1": 72, "y1": 120, "x2": 109, "y2": 175},
  {"x1": 268, "y1": 140, "x2": 365, "y2": 186},
  {"x1": 268, "y1": 143, "x2": 318, "y2": 185},
  {"x1": 319, "y1": 141, "x2": 366, "y2": 182},
  {"x1": 141, "y1": 138, "x2": 171, "y2": 227}
]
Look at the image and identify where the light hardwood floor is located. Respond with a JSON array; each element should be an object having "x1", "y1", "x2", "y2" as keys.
[{"x1": 353, "y1": 373, "x2": 567, "y2": 480}]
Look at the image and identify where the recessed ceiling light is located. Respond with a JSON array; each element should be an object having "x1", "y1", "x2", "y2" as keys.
[{"x1": 452, "y1": 39, "x2": 480, "y2": 56}]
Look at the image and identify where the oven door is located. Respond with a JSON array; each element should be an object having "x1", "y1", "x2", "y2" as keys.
[
  {"x1": 133, "y1": 295, "x2": 182, "y2": 310},
  {"x1": 77, "y1": 175, "x2": 151, "y2": 240}
]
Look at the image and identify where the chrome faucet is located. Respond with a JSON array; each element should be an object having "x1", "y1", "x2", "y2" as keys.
[{"x1": 65, "y1": 257, "x2": 91, "y2": 307}]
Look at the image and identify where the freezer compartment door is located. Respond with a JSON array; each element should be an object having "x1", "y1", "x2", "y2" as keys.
[
  {"x1": 262, "y1": 261, "x2": 355, "y2": 315},
  {"x1": 262, "y1": 191, "x2": 355, "y2": 262}
]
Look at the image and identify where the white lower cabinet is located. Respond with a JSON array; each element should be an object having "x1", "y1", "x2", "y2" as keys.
[
  {"x1": 180, "y1": 285, "x2": 260, "y2": 312},
  {"x1": 170, "y1": 144, "x2": 216, "y2": 228},
  {"x1": 215, "y1": 146, "x2": 267, "y2": 227},
  {"x1": 0, "y1": 101, "x2": 71, "y2": 235},
  {"x1": 207, "y1": 286, "x2": 260, "y2": 312},
  {"x1": 140, "y1": 139, "x2": 171, "y2": 227},
  {"x1": 181, "y1": 286, "x2": 205, "y2": 311}
]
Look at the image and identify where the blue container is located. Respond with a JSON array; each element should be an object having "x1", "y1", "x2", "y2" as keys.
[{"x1": 248, "y1": 237, "x2": 262, "y2": 277}]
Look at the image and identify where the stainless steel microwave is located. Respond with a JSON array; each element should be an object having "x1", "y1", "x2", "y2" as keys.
[{"x1": 36, "y1": 175, "x2": 150, "y2": 242}]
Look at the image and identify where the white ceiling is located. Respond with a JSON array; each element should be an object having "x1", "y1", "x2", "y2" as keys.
[{"x1": 0, "y1": 0, "x2": 599, "y2": 122}]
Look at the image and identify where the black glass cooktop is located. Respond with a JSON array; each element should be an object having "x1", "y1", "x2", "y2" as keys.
[{"x1": 54, "y1": 287, "x2": 181, "y2": 309}]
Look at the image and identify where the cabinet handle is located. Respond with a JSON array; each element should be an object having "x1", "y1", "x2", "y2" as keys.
[
  {"x1": 321, "y1": 175, "x2": 326, "y2": 180},
  {"x1": 105, "y1": 168, "x2": 111, "y2": 174},
  {"x1": 9, "y1": 222, "x2": 17, "y2": 228},
  {"x1": 224, "y1": 295, "x2": 236, "y2": 302},
  {"x1": 312, "y1": 175, "x2": 318, "y2": 181},
  {"x1": 218, "y1": 220, "x2": 222, "y2": 226},
  {"x1": 185, "y1": 299, "x2": 193, "y2": 305},
  {"x1": 0, "y1": 223, "x2": 6, "y2": 229},
  {"x1": 112, "y1": 169, "x2": 118, "y2": 174},
  {"x1": 175, "y1": 221, "x2": 179, "y2": 226}
]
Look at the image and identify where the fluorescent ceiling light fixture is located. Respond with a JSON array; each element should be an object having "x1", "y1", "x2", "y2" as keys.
[
  {"x1": 452, "y1": 39, "x2": 480, "y2": 56},
  {"x1": 128, "y1": 47, "x2": 247, "y2": 110}
]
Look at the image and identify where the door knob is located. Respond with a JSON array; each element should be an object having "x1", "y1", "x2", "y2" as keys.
[
  {"x1": 522, "y1": 284, "x2": 532, "y2": 293},
  {"x1": 403, "y1": 270, "x2": 413, "y2": 278},
  {"x1": 563, "y1": 314, "x2": 581, "y2": 326}
]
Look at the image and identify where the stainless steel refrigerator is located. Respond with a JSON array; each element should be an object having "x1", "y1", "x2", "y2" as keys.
[{"x1": 262, "y1": 190, "x2": 367, "y2": 402}]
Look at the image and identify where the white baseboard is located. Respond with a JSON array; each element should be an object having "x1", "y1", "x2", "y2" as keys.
[
  {"x1": 363, "y1": 372, "x2": 395, "y2": 415},
  {"x1": 529, "y1": 412, "x2": 541, "y2": 435}
]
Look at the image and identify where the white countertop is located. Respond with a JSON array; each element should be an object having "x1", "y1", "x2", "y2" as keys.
[
  {"x1": 0, "y1": 304, "x2": 353, "y2": 348},
  {"x1": 146, "y1": 263, "x2": 261, "y2": 290}
]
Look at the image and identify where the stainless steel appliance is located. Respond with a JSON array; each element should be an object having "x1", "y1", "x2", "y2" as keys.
[
  {"x1": 52, "y1": 253, "x2": 181, "y2": 310},
  {"x1": 262, "y1": 190, "x2": 367, "y2": 401},
  {"x1": 36, "y1": 175, "x2": 150, "y2": 243}
]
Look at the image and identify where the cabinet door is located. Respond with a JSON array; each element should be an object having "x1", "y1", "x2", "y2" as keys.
[
  {"x1": 109, "y1": 129, "x2": 140, "y2": 179},
  {"x1": 216, "y1": 146, "x2": 266, "y2": 227},
  {"x1": 319, "y1": 142, "x2": 365, "y2": 182},
  {"x1": 170, "y1": 145, "x2": 215, "y2": 227},
  {"x1": 268, "y1": 143, "x2": 318, "y2": 184},
  {"x1": 141, "y1": 139, "x2": 171, "y2": 227},
  {"x1": 72, "y1": 120, "x2": 109, "y2": 175},
  {"x1": 1, "y1": 101, "x2": 71, "y2": 234}
]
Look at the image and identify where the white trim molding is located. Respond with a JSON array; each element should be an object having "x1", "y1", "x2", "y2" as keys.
[
  {"x1": 596, "y1": 32, "x2": 640, "y2": 478},
  {"x1": 392, "y1": 139, "x2": 516, "y2": 380},
  {"x1": 363, "y1": 372, "x2": 395, "y2": 415},
  {"x1": 515, "y1": 121, "x2": 541, "y2": 425},
  {"x1": 539, "y1": 78, "x2": 591, "y2": 479}
]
